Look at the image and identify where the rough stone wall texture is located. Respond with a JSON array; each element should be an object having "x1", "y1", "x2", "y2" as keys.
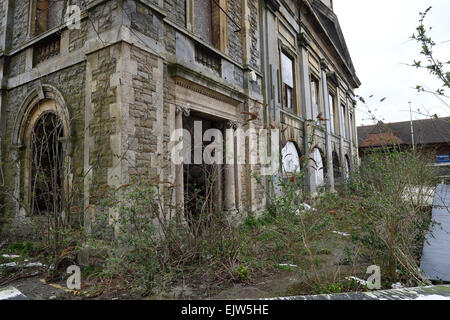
[
  {"x1": 227, "y1": 0, "x2": 243, "y2": 65},
  {"x1": 131, "y1": 2, "x2": 159, "y2": 40},
  {"x1": 87, "y1": 45, "x2": 118, "y2": 205},
  {"x1": 69, "y1": 19, "x2": 88, "y2": 52},
  {"x1": 8, "y1": 51, "x2": 26, "y2": 77},
  {"x1": 128, "y1": 46, "x2": 159, "y2": 179},
  {"x1": 3, "y1": 62, "x2": 87, "y2": 213},
  {"x1": 92, "y1": 0, "x2": 118, "y2": 34},
  {"x1": 164, "y1": 0, "x2": 187, "y2": 28},
  {"x1": 247, "y1": 0, "x2": 260, "y2": 70},
  {"x1": 11, "y1": 0, "x2": 29, "y2": 50},
  {"x1": 0, "y1": 1, "x2": 6, "y2": 50}
]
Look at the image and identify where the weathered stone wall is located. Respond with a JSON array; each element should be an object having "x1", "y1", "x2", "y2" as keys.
[
  {"x1": 69, "y1": 19, "x2": 89, "y2": 52},
  {"x1": 11, "y1": 0, "x2": 29, "y2": 50},
  {"x1": 2, "y1": 62, "x2": 87, "y2": 214},
  {"x1": 131, "y1": 2, "x2": 159, "y2": 40},
  {"x1": 92, "y1": 0, "x2": 118, "y2": 34},
  {"x1": 227, "y1": 0, "x2": 243, "y2": 65},
  {"x1": 0, "y1": 1, "x2": 6, "y2": 50},
  {"x1": 8, "y1": 51, "x2": 26, "y2": 77},
  {"x1": 86, "y1": 45, "x2": 119, "y2": 206},
  {"x1": 128, "y1": 46, "x2": 159, "y2": 179},
  {"x1": 247, "y1": 0, "x2": 260, "y2": 70},
  {"x1": 164, "y1": 0, "x2": 186, "y2": 28}
]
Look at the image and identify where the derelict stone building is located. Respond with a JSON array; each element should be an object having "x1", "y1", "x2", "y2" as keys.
[{"x1": 0, "y1": 0, "x2": 360, "y2": 230}]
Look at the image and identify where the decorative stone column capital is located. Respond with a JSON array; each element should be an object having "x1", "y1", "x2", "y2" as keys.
[
  {"x1": 320, "y1": 58, "x2": 329, "y2": 72},
  {"x1": 297, "y1": 32, "x2": 311, "y2": 49},
  {"x1": 176, "y1": 104, "x2": 191, "y2": 117},
  {"x1": 227, "y1": 120, "x2": 239, "y2": 130}
]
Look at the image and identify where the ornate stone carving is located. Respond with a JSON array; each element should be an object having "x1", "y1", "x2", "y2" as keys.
[{"x1": 176, "y1": 104, "x2": 191, "y2": 117}]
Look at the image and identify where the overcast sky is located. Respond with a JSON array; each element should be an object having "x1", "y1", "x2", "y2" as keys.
[{"x1": 333, "y1": 0, "x2": 450, "y2": 126}]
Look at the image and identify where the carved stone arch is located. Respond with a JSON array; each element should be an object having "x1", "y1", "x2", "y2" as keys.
[
  {"x1": 12, "y1": 84, "x2": 70, "y2": 147},
  {"x1": 11, "y1": 84, "x2": 72, "y2": 218}
]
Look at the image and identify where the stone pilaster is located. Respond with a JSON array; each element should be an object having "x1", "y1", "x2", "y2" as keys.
[
  {"x1": 320, "y1": 60, "x2": 335, "y2": 192},
  {"x1": 299, "y1": 40, "x2": 317, "y2": 195}
]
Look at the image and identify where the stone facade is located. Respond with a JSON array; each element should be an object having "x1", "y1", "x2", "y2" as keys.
[{"x1": 0, "y1": 0, "x2": 359, "y2": 232}]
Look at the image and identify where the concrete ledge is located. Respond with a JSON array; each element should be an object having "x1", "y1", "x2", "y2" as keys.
[{"x1": 270, "y1": 285, "x2": 450, "y2": 300}]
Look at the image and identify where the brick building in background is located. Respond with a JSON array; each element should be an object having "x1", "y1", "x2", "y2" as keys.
[
  {"x1": 0, "y1": 0, "x2": 359, "y2": 231},
  {"x1": 358, "y1": 117, "x2": 450, "y2": 183}
]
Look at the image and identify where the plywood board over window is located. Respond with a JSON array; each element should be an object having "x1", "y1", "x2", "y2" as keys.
[
  {"x1": 193, "y1": 0, "x2": 227, "y2": 51},
  {"x1": 30, "y1": 0, "x2": 64, "y2": 37}
]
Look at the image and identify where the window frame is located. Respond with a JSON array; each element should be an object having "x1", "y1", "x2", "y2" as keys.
[
  {"x1": 310, "y1": 73, "x2": 321, "y2": 121},
  {"x1": 279, "y1": 45, "x2": 298, "y2": 114}
]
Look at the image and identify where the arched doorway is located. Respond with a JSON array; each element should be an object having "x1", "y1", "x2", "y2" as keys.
[
  {"x1": 14, "y1": 95, "x2": 70, "y2": 219},
  {"x1": 332, "y1": 151, "x2": 341, "y2": 180},
  {"x1": 30, "y1": 112, "x2": 64, "y2": 216}
]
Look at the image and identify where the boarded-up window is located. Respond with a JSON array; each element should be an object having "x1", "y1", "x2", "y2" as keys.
[
  {"x1": 313, "y1": 148, "x2": 324, "y2": 187},
  {"x1": 281, "y1": 52, "x2": 294, "y2": 109},
  {"x1": 281, "y1": 142, "x2": 300, "y2": 174},
  {"x1": 32, "y1": 0, "x2": 64, "y2": 36},
  {"x1": 194, "y1": 0, "x2": 213, "y2": 44}
]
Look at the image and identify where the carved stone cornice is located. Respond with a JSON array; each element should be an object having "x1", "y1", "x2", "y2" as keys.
[{"x1": 265, "y1": 0, "x2": 280, "y2": 13}]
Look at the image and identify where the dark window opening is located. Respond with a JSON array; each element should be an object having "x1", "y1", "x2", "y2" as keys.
[
  {"x1": 332, "y1": 151, "x2": 341, "y2": 180},
  {"x1": 281, "y1": 52, "x2": 295, "y2": 110},
  {"x1": 182, "y1": 113, "x2": 225, "y2": 233},
  {"x1": 30, "y1": 112, "x2": 64, "y2": 216}
]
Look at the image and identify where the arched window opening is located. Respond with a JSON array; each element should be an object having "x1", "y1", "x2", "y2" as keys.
[
  {"x1": 281, "y1": 141, "x2": 301, "y2": 175},
  {"x1": 30, "y1": 112, "x2": 64, "y2": 216},
  {"x1": 332, "y1": 151, "x2": 341, "y2": 179},
  {"x1": 313, "y1": 148, "x2": 325, "y2": 187},
  {"x1": 344, "y1": 155, "x2": 351, "y2": 181}
]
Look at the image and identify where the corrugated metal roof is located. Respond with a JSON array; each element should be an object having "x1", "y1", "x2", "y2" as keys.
[{"x1": 420, "y1": 184, "x2": 450, "y2": 282}]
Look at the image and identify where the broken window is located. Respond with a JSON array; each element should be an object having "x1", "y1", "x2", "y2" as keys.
[
  {"x1": 328, "y1": 93, "x2": 335, "y2": 134},
  {"x1": 310, "y1": 76, "x2": 320, "y2": 120},
  {"x1": 281, "y1": 52, "x2": 295, "y2": 110},
  {"x1": 31, "y1": 0, "x2": 64, "y2": 36},
  {"x1": 340, "y1": 104, "x2": 347, "y2": 139},
  {"x1": 30, "y1": 112, "x2": 64, "y2": 216}
]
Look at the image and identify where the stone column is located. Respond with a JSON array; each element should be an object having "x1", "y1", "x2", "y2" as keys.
[
  {"x1": 298, "y1": 34, "x2": 317, "y2": 195},
  {"x1": 320, "y1": 60, "x2": 335, "y2": 192},
  {"x1": 175, "y1": 105, "x2": 190, "y2": 213},
  {"x1": 336, "y1": 84, "x2": 346, "y2": 184},
  {"x1": 346, "y1": 94, "x2": 354, "y2": 176},
  {"x1": 224, "y1": 121, "x2": 237, "y2": 212}
]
